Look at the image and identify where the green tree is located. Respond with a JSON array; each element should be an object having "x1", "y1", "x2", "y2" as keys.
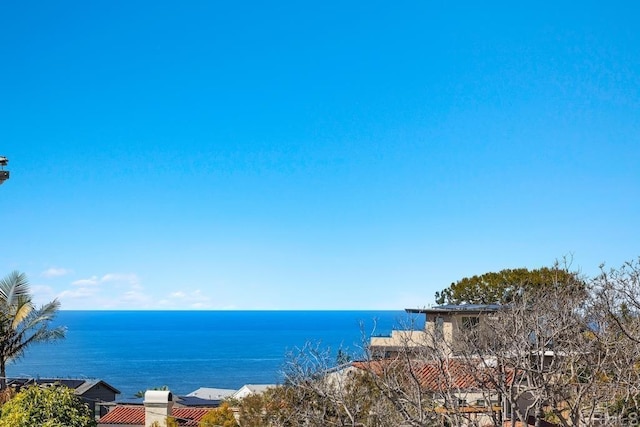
[
  {"x1": 434, "y1": 266, "x2": 582, "y2": 304},
  {"x1": 0, "y1": 384, "x2": 95, "y2": 427},
  {"x1": 199, "y1": 402, "x2": 238, "y2": 427},
  {"x1": 236, "y1": 393, "x2": 266, "y2": 427},
  {"x1": 0, "y1": 271, "x2": 66, "y2": 389}
]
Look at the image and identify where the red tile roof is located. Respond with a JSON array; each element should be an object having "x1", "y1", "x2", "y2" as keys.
[
  {"x1": 98, "y1": 406, "x2": 213, "y2": 426},
  {"x1": 414, "y1": 359, "x2": 489, "y2": 391},
  {"x1": 99, "y1": 406, "x2": 144, "y2": 425},
  {"x1": 353, "y1": 358, "x2": 513, "y2": 392},
  {"x1": 173, "y1": 408, "x2": 213, "y2": 426}
]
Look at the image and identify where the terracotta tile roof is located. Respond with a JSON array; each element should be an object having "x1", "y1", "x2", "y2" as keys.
[
  {"x1": 353, "y1": 358, "x2": 513, "y2": 392},
  {"x1": 173, "y1": 408, "x2": 213, "y2": 426},
  {"x1": 414, "y1": 359, "x2": 489, "y2": 391},
  {"x1": 99, "y1": 406, "x2": 144, "y2": 425},
  {"x1": 98, "y1": 406, "x2": 212, "y2": 426}
]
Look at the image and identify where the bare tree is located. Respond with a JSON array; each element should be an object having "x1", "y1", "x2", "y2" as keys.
[
  {"x1": 591, "y1": 259, "x2": 640, "y2": 421},
  {"x1": 255, "y1": 260, "x2": 640, "y2": 427},
  {"x1": 275, "y1": 341, "x2": 407, "y2": 426},
  {"x1": 450, "y1": 261, "x2": 640, "y2": 427},
  {"x1": 360, "y1": 317, "x2": 502, "y2": 427}
]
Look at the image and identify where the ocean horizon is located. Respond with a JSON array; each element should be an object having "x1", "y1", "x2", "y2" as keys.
[{"x1": 7, "y1": 310, "x2": 423, "y2": 398}]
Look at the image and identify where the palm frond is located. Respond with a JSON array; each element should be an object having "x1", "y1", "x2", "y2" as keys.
[
  {"x1": 11, "y1": 297, "x2": 34, "y2": 330},
  {"x1": 0, "y1": 271, "x2": 30, "y2": 307},
  {"x1": 0, "y1": 272, "x2": 65, "y2": 386}
]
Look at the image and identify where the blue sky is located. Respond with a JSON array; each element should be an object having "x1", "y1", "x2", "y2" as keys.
[{"x1": 1, "y1": 1, "x2": 638, "y2": 309}]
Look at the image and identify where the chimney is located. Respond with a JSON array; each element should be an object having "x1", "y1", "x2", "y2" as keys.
[{"x1": 144, "y1": 390, "x2": 173, "y2": 427}]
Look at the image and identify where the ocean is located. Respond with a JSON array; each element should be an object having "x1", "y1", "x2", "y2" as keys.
[{"x1": 6, "y1": 310, "x2": 421, "y2": 399}]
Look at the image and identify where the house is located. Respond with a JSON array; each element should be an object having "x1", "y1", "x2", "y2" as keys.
[
  {"x1": 7, "y1": 377, "x2": 120, "y2": 418},
  {"x1": 232, "y1": 384, "x2": 274, "y2": 400},
  {"x1": 98, "y1": 390, "x2": 213, "y2": 427},
  {"x1": 370, "y1": 304, "x2": 501, "y2": 357},
  {"x1": 115, "y1": 394, "x2": 223, "y2": 409},
  {"x1": 97, "y1": 406, "x2": 212, "y2": 427},
  {"x1": 175, "y1": 395, "x2": 224, "y2": 408},
  {"x1": 350, "y1": 357, "x2": 508, "y2": 426},
  {"x1": 186, "y1": 387, "x2": 236, "y2": 401}
]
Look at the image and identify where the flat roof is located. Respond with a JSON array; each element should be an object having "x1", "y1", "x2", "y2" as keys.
[{"x1": 406, "y1": 304, "x2": 501, "y2": 314}]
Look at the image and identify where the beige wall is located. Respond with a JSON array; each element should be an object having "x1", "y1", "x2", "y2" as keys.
[{"x1": 370, "y1": 312, "x2": 489, "y2": 356}]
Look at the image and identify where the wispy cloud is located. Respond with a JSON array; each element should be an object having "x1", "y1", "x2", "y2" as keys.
[
  {"x1": 72, "y1": 276, "x2": 100, "y2": 286},
  {"x1": 57, "y1": 272, "x2": 213, "y2": 310},
  {"x1": 58, "y1": 287, "x2": 99, "y2": 299},
  {"x1": 163, "y1": 289, "x2": 212, "y2": 309},
  {"x1": 31, "y1": 284, "x2": 58, "y2": 306},
  {"x1": 41, "y1": 267, "x2": 73, "y2": 278},
  {"x1": 102, "y1": 273, "x2": 140, "y2": 285},
  {"x1": 58, "y1": 272, "x2": 146, "y2": 309}
]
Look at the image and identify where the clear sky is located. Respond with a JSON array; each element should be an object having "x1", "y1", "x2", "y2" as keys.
[{"x1": 1, "y1": 1, "x2": 638, "y2": 310}]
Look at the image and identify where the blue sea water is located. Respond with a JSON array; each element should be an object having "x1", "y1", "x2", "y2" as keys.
[{"x1": 6, "y1": 310, "x2": 421, "y2": 399}]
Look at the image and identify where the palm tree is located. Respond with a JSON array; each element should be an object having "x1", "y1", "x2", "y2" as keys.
[{"x1": 0, "y1": 271, "x2": 66, "y2": 389}]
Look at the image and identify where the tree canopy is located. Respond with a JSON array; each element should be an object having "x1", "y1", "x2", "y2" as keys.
[
  {"x1": 199, "y1": 402, "x2": 238, "y2": 427},
  {"x1": 434, "y1": 266, "x2": 582, "y2": 305},
  {"x1": 0, "y1": 384, "x2": 95, "y2": 427}
]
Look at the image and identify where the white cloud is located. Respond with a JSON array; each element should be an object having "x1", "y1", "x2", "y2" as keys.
[
  {"x1": 30, "y1": 285, "x2": 58, "y2": 306},
  {"x1": 58, "y1": 287, "x2": 99, "y2": 299},
  {"x1": 119, "y1": 290, "x2": 153, "y2": 306},
  {"x1": 71, "y1": 273, "x2": 140, "y2": 287},
  {"x1": 191, "y1": 302, "x2": 209, "y2": 309},
  {"x1": 72, "y1": 276, "x2": 99, "y2": 286},
  {"x1": 165, "y1": 289, "x2": 212, "y2": 309},
  {"x1": 58, "y1": 272, "x2": 146, "y2": 309},
  {"x1": 41, "y1": 267, "x2": 73, "y2": 278},
  {"x1": 55, "y1": 272, "x2": 213, "y2": 310},
  {"x1": 101, "y1": 273, "x2": 140, "y2": 285}
]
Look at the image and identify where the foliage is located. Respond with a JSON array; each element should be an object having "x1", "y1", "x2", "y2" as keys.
[
  {"x1": 0, "y1": 384, "x2": 95, "y2": 427},
  {"x1": 199, "y1": 402, "x2": 238, "y2": 427},
  {"x1": 434, "y1": 265, "x2": 582, "y2": 304},
  {"x1": 0, "y1": 388, "x2": 13, "y2": 405},
  {"x1": 236, "y1": 393, "x2": 267, "y2": 427},
  {"x1": 150, "y1": 419, "x2": 178, "y2": 427},
  {"x1": 0, "y1": 271, "x2": 66, "y2": 389}
]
